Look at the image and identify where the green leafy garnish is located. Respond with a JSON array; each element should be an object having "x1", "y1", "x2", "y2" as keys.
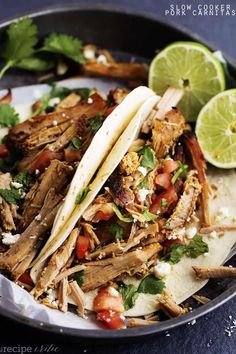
[
  {"x1": 139, "y1": 175, "x2": 148, "y2": 189},
  {"x1": 76, "y1": 187, "x2": 91, "y2": 204},
  {"x1": 118, "y1": 282, "x2": 138, "y2": 311},
  {"x1": 15, "y1": 56, "x2": 54, "y2": 72},
  {"x1": 74, "y1": 88, "x2": 92, "y2": 100},
  {"x1": 0, "y1": 104, "x2": 19, "y2": 127},
  {"x1": 89, "y1": 114, "x2": 104, "y2": 134},
  {"x1": 109, "y1": 223, "x2": 124, "y2": 241},
  {"x1": 186, "y1": 235, "x2": 209, "y2": 258},
  {"x1": 138, "y1": 145, "x2": 156, "y2": 170},
  {"x1": 0, "y1": 171, "x2": 32, "y2": 205},
  {"x1": 143, "y1": 210, "x2": 158, "y2": 221},
  {"x1": 13, "y1": 171, "x2": 32, "y2": 190},
  {"x1": 42, "y1": 33, "x2": 86, "y2": 64},
  {"x1": 74, "y1": 270, "x2": 84, "y2": 287},
  {"x1": 162, "y1": 235, "x2": 209, "y2": 264},
  {"x1": 0, "y1": 18, "x2": 40, "y2": 79},
  {"x1": 138, "y1": 275, "x2": 166, "y2": 295},
  {"x1": 0, "y1": 150, "x2": 21, "y2": 173},
  {"x1": 69, "y1": 136, "x2": 82, "y2": 151},
  {"x1": 0, "y1": 188, "x2": 22, "y2": 204},
  {"x1": 171, "y1": 162, "x2": 188, "y2": 184},
  {"x1": 112, "y1": 204, "x2": 133, "y2": 223},
  {"x1": 161, "y1": 198, "x2": 167, "y2": 210}
]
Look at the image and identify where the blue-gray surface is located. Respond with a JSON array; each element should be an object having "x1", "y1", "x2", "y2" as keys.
[{"x1": 0, "y1": 1, "x2": 235, "y2": 353}]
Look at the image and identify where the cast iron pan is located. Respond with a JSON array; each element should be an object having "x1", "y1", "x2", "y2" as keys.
[{"x1": 0, "y1": 3, "x2": 235, "y2": 340}]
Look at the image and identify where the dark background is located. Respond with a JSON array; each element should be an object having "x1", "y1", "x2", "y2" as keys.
[{"x1": 0, "y1": 1, "x2": 235, "y2": 353}]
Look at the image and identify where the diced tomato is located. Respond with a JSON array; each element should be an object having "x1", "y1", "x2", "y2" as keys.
[
  {"x1": 18, "y1": 270, "x2": 34, "y2": 287},
  {"x1": 162, "y1": 159, "x2": 179, "y2": 174},
  {"x1": 0, "y1": 144, "x2": 10, "y2": 158},
  {"x1": 94, "y1": 288, "x2": 124, "y2": 313},
  {"x1": 104, "y1": 105, "x2": 117, "y2": 117},
  {"x1": 150, "y1": 186, "x2": 178, "y2": 215},
  {"x1": 155, "y1": 173, "x2": 172, "y2": 190},
  {"x1": 31, "y1": 150, "x2": 63, "y2": 172},
  {"x1": 97, "y1": 310, "x2": 126, "y2": 329},
  {"x1": 76, "y1": 235, "x2": 90, "y2": 260},
  {"x1": 93, "y1": 205, "x2": 115, "y2": 222},
  {"x1": 64, "y1": 147, "x2": 81, "y2": 162},
  {"x1": 162, "y1": 238, "x2": 182, "y2": 251}
]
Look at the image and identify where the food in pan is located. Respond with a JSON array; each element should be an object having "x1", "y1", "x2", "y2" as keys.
[{"x1": 0, "y1": 17, "x2": 236, "y2": 330}]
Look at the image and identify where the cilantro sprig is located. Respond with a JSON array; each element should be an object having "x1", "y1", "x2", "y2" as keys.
[
  {"x1": 76, "y1": 187, "x2": 91, "y2": 204},
  {"x1": 118, "y1": 282, "x2": 138, "y2": 311},
  {"x1": 109, "y1": 223, "x2": 124, "y2": 241},
  {"x1": 0, "y1": 171, "x2": 32, "y2": 205},
  {"x1": 0, "y1": 104, "x2": 19, "y2": 127},
  {"x1": 138, "y1": 145, "x2": 156, "y2": 170}
]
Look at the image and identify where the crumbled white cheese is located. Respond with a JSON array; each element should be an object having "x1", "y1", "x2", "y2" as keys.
[
  {"x1": 84, "y1": 48, "x2": 95, "y2": 60},
  {"x1": 48, "y1": 97, "x2": 60, "y2": 107},
  {"x1": 35, "y1": 214, "x2": 42, "y2": 221},
  {"x1": 138, "y1": 188, "x2": 149, "y2": 202},
  {"x1": 167, "y1": 228, "x2": 185, "y2": 240},
  {"x1": 11, "y1": 181, "x2": 23, "y2": 189},
  {"x1": 137, "y1": 166, "x2": 147, "y2": 176},
  {"x1": 185, "y1": 226, "x2": 197, "y2": 239},
  {"x1": 153, "y1": 262, "x2": 171, "y2": 278},
  {"x1": 204, "y1": 252, "x2": 209, "y2": 257},
  {"x1": 107, "y1": 287, "x2": 119, "y2": 297},
  {"x1": 209, "y1": 231, "x2": 218, "y2": 239},
  {"x1": 35, "y1": 169, "x2": 40, "y2": 175},
  {"x1": 97, "y1": 54, "x2": 107, "y2": 64},
  {"x1": 2, "y1": 232, "x2": 20, "y2": 246},
  {"x1": 87, "y1": 97, "x2": 93, "y2": 104},
  {"x1": 52, "y1": 120, "x2": 58, "y2": 126}
]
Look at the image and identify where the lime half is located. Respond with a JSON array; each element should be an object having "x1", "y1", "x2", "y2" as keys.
[
  {"x1": 149, "y1": 42, "x2": 225, "y2": 121},
  {"x1": 196, "y1": 89, "x2": 236, "y2": 168}
]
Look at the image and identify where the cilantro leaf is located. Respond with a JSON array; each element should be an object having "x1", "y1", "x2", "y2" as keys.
[
  {"x1": 15, "y1": 56, "x2": 54, "y2": 72},
  {"x1": 186, "y1": 235, "x2": 209, "y2": 258},
  {"x1": 0, "y1": 18, "x2": 38, "y2": 79},
  {"x1": 138, "y1": 275, "x2": 166, "y2": 295},
  {"x1": 112, "y1": 204, "x2": 133, "y2": 223},
  {"x1": 161, "y1": 198, "x2": 167, "y2": 210},
  {"x1": 13, "y1": 171, "x2": 32, "y2": 190},
  {"x1": 109, "y1": 223, "x2": 124, "y2": 241},
  {"x1": 69, "y1": 136, "x2": 82, "y2": 151},
  {"x1": 74, "y1": 270, "x2": 84, "y2": 287},
  {"x1": 89, "y1": 115, "x2": 103, "y2": 134},
  {"x1": 139, "y1": 175, "x2": 148, "y2": 189},
  {"x1": 171, "y1": 162, "x2": 188, "y2": 184},
  {"x1": 118, "y1": 282, "x2": 138, "y2": 311},
  {"x1": 42, "y1": 33, "x2": 86, "y2": 64},
  {"x1": 0, "y1": 188, "x2": 22, "y2": 204},
  {"x1": 143, "y1": 210, "x2": 158, "y2": 221},
  {"x1": 138, "y1": 146, "x2": 156, "y2": 170},
  {"x1": 76, "y1": 187, "x2": 91, "y2": 204},
  {"x1": 0, "y1": 104, "x2": 19, "y2": 127},
  {"x1": 74, "y1": 88, "x2": 92, "y2": 100},
  {"x1": 162, "y1": 243, "x2": 187, "y2": 264}
]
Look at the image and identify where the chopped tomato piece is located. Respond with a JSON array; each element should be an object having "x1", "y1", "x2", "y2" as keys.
[
  {"x1": 76, "y1": 235, "x2": 90, "y2": 260},
  {"x1": 162, "y1": 238, "x2": 182, "y2": 253},
  {"x1": 162, "y1": 159, "x2": 179, "y2": 173},
  {"x1": 0, "y1": 144, "x2": 10, "y2": 158},
  {"x1": 94, "y1": 288, "x2": 124, "y2": 313},
  {"x1": 64, "y1": 147, "x2": 82, "y2": 162},
  {"x1": 31, "y1": 150, "x2": 63, "y2": 172},
  {"x1": 150, "y1": 186, "x2": 178, "y2": 215},
  {"x1": 104, "y1": 105, "x2": 117, "y2": 117},
  {"x1": 18, "y1": 270, "x2": 34, "y2": 287},
  {"x1": 93, "y1": 205, "x2": 114, "y2": 222},
  {"x1": 97, "y1": 310, "x2": 126, "y2": 329},
  {"x1": 155, "y1": 173, "x2": 172, "y2": 190}
]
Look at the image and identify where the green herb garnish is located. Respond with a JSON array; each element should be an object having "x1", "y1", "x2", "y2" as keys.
[
  {"x1": 74, "y1": 270, "x2": 84, "y2": 287},
  {"x1": 138, "y1": 145, "x2": 156, "y2": 170},
  {"x1": 186, "y1": 235, "x2": 209, "y2": 258},
  {"x1": 109, "y1": 223, "x2": 124, "y2": 241},
  {"x1": 112, "y1": 204, "x2": 133, "y2": 223},
  {"x1": 0, "y1": 104, "x2": 19, "y2": 127},
  {"x1": 89, "y1": 114, "x2": 103, "y2": 134},
  {"x1": 143, "y1": 210, "x2": 158, "y2": 221},
  {"x1": 171, "y1": 162, "x2": 188, "y2": 184},
  {"x1": 69, "y1": 136, "x2": 82, "y2": 151},
  {"x1": 118, "y1": 282, "x2": 138, "y2": 310},
  {"x1": 0, "y1": 171, "x2": 32, "y2": 205},
  {"x1": 162, "y1": 243, "x2": 187, "y2": 264},
  {"x1": 161, "y1": 198, "x2": 168, "y2": 210},
  {"x1": 138, "y1": 275, "x2": 166, "y2": 295},
  {"x1": 76, "y1": 187, "x2": 91, "y2": 204}
]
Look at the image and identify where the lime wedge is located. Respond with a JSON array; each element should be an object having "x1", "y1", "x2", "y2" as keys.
[
  {"x1": 196, "y1": 89, "x2": 236, "y2": 168},
  {"x1": 149, "y1": 42, "x2": 225, "y2": 121}
]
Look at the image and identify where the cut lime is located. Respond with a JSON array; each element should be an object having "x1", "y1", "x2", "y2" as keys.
[
  {"x1": 196, "y1": 89, "x2": 236, "y2": 168},
  {"x1": 149, "y1": 42, "x2": 225, "y2": 121}
]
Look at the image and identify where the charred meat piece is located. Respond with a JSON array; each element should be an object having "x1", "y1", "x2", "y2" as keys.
[
  {"x1": 152, "y1": 108, "x2": 186, "y2": 159},
  {"x1": 0, "y1": 173, "x2": 17, "y2": 231},
  {"x1": 7, "y1": 93, "x2": 106, "y2": 149},
  {"x1": 108, "y1": 171, "x2": 135, "y2": 207},
  {"x1": 0, "y1": 188, "x2": 64, "y2": 278},
  {"x1": 165, "y1": 171, "x2": 202, "y2": 231},
  {"x1": 81, "y1": 62, "x2": 148, "y2": 82},
  {"x1": 20, "y1": 160, "x2": 73, "y2": 230},
  {"x1": 81, "y1": 243, "x2": 160, "y2": 292},
  {"x1": 182, "y1": 131, "x2": 211, "y2": 226},
  {"x1": 32, "y1": 228, "x2": 79, "y2": 299}
]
